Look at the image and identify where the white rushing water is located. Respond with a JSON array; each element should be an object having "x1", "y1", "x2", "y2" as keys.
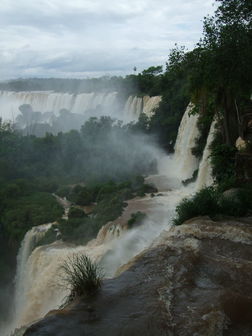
[
  {"x1": 3, "y1": 102, "x2": 214, "y2": 336},
  {"x1": 0, "y1": 91, "x2": 161, "y2": 124},
  {"x1": 172, "y1": 104, "x2": 200, "y2": 181},
  {"x1": 195, "y1": 119, "x2": 216, "y2": 190}
]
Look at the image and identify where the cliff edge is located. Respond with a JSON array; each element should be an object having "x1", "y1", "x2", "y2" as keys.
[{"x1": 24, "y1": 217, "x2": 252, "y2": 336}]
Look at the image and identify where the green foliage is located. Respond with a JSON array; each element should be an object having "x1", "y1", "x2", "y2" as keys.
[
  {"x1": 60, "y1": 254, "x2": 103, "y2": 304},
  {"x1": 58, "y1": 218, "x2": 96, "y2": 244},
  {"x1": 210, "y1": 131, "x2": 237, "y2": 189},
  {"x1": 137, "y1": 66, "x2": 163, "y2": 95},
  {"x1": 2, "y1": 192, "x2": 63, "y2": 242},
  {"x1": 52, "y1": 177, "x2": 156, "y2": 245},
  {"x1": 0, "y1": 114, "x2": 158, "y2": 285},
  {"x1": 68, "y1": 207, "x2": 86, "y2": 219},
  {"x1": 68, "y1": 186, "x2": 94, "y2": 206},
  {"x1": 35, "y1": 225, "x2": 59, "y2": 247},
  {"x1": 173, "y1": 187, "x2": 219, "y2": 225},
  {"x1": 173, "y1": 186, "x2": 252, "y2": 225},
  {"x1": 151, "y1": 0, "x2": 252, "y2": 149},
  {"x1": 56, "y1": 185, "x2": 71, "y2": 198},
  {"x1": 0, "y1": 116, "x2": 157, "y2": 184},
  {"x1": 148, "y1": 54, "x2": 190, "y2": 150},
  {"x1": 127, "y1": 212, "x2": 146, "y2": 229}
]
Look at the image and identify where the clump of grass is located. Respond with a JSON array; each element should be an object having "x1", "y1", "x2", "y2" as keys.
[{"x1": 60, "y1": 254, "x2": 103, "y2": 305}]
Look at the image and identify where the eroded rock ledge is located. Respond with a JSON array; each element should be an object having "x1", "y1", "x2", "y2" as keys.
[{"x1": 24, "y1": 217, "x2": 252, "y2": 336}]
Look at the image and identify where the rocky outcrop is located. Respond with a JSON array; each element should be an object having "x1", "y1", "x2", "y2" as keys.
[{"x1": 24, "y1": 217, "x2": 252, "y2": 336}]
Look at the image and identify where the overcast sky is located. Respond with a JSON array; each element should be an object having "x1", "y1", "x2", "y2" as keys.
[{"x1": 0, "y1": 0, "x2": 215, "y2": 80}]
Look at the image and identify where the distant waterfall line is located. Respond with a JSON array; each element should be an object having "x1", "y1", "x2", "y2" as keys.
[{"x1": 0, "y1": 91, "x2": 161, "y2": 123}]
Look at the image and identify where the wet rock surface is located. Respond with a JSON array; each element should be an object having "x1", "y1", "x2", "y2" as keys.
[{"x1": 24, "y1": 217, "x2": 252, "y2": 336}]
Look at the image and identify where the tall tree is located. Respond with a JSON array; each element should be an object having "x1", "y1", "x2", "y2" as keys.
[{"x1": 195, "y1": 0, "x2": 252, "y2": 144}]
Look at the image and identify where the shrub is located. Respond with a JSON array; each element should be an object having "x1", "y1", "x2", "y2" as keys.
[
  {"x1": 56, "y1": 185, "x2": 71, "y2": 198},
  {"x1": 127, "y1": 211, "x2": 146, "y2": 228},
  {"x1": 173, "y1": 187, "x2": 252, "y2": 225},
  {"x1": 173, "y1": 187, "x2": 219, "y2": 225},
  {"x1": 58, "y1": 217, "x2": 99, "y2": 244},
  {"x1": 68, "y1": 207, "x2": 86, "y2": 219},
  {"x1": 60, "y1": 254, "x2": 103, "y2": 304},
  {"x1": 69, "y1": 185, "x2": 94, "y2": 206},
  {"x1": 35, "y1": 225, "x2": 59, "y2": 247}
]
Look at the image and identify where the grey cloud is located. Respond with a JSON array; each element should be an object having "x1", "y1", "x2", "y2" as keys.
[{"x1": 0, "y1": 0, "x2": 215, "y2": 79}]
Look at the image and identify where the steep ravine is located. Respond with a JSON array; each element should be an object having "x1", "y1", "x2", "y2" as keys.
[{"x1": 23, "y1": 216, "x2": 252, "y2": 336}]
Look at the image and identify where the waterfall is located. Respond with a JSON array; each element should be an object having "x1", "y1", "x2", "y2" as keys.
[
  {"x1": 3, "y1": 224, "x2": 53, "y2": 336},
  {"x1": 4, "y1": 101, "x2": 206, "y2": 335},
  {"x1": 122, "y1": 95, "x2": 161, "y2": 122},
  {"x1": 195, "y1": 119, "x2": 216, "y2": 190},
  {"x1": 172, "y1": 104, "x2": 200, "y2": 180},
  {"x1": 142, "y1": 96, "x2": 162, "y2": 118},
  {"x1": 0, "y1": 91, "x2": 161, "y2": 125},
  {"x1": 15, "y1": 224, "x2": 53, "y2": 304},
  {"x1": 8, "y1": 238, "x2": 110, "y2": 332}
]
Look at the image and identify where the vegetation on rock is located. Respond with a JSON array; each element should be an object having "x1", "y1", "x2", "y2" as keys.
[
  {"x1": 60, "y1": 254, "x2": 103, "y2": 305},
  {"x1": 173, "y1": 186, "x2": 252, "y2": 226}
]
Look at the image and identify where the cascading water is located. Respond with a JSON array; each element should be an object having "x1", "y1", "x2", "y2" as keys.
[
  {"x1": 4, "y1": 102, "x2": 215, "y2": 336},
  {"x1": 122, "y1": 95, "x2": 161, "y2": 122},
  {"x1": 195, "y1": 119, "x2": 216, "y2": 190},
  {"x1": 143, "y1": 95, "x2": 162, "y2": 118},
  {"x1": 3, "y1": 224, "x2": 53, "y2": 336},
  {"x1": 172, "y1": 104, "x2": 200, "y2": 181},
  {"x1": 0, "y1": 91, "x2": 161, "y2": 125},
  {"x1": 0, "y1": 91, "x2": 117, "y2": 121}
]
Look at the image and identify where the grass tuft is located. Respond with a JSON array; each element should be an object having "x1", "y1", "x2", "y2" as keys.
[{"x1": 60, "y1": 254, "x2": 103, "y2": 305}]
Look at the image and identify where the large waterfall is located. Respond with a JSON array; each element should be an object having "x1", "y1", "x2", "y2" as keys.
[
  {"x1": 3, "y1": 103, "x2": 215, "y2": 336},
  {"x1": 123, "y1": 95, "x2": 161, "y2": 122},
  {"x1": 0, "y1": 91, "x2": 161, "y2": 124},
  {"x1": 172, "y1": 104, "x2": 199, "y2": 180},
  {"x1": 195, "y1": 119, "x2": 216, "y2": 190}
]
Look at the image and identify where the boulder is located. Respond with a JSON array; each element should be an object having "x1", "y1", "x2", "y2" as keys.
[
  {"x1": 222, "y1": 188, "x2": 241, "y2": 201},
  {"x1": 235, "y1": 137, "x2": 247, "y2": 151}
]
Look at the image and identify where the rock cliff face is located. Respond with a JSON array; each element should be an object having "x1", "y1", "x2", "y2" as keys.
[{"x1": 24, "y1": 217, "x2": 252, "y2": 336}]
